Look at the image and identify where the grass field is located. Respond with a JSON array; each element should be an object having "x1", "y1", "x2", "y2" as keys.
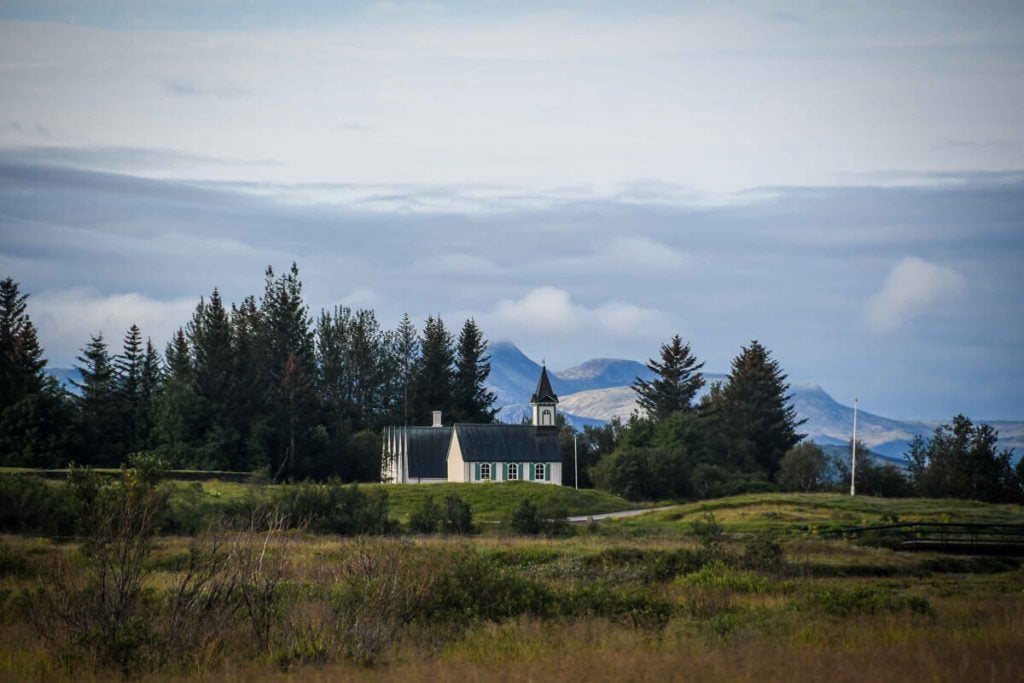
[{"x1": 1, "y1": 485, "x2": 1022, "y2": 681}]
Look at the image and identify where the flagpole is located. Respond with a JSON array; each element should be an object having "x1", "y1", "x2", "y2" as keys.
[{"x1": 850, "y1": 398, "x2": 858, "y2": 496}]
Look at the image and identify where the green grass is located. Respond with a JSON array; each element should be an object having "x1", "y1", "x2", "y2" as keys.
[
  {"x1": 167, "y1": 479, "x2": 638, "y2": 523},
  {"x1": 602, "y1": 492, "x2": 1024, "y2": 536}
]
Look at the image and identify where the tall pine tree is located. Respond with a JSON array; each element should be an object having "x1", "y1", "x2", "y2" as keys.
[
  {"x1": 631, "y1": 335, "x2": 705, "y2": 420},
  {"x1": 714, "y1": 340, "x2": 805, "y2": 478},
  {"x1": 72, "y1": 333, "x2": 121, "y2": 465},
  {"x1": 413, "y1": 316, "x2": 455, "y2": 424},
  {"x1": 452, "y1": 318, "x2": 496, "y2": 423},
  {"x1": 393, "y1": 313, "x2": 419, "y2": 426},
  {"x1": 154, "y1": 328, "x2": 196, "y2": 466},
  {"x1": 0, "y1": 277, "x2": 72, "y2": 467},
  {"x1": 114, "y1": 324, "x2": 145, "y2": 453}
]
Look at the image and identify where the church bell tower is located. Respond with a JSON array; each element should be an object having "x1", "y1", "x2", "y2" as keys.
[{"x1": 530, "y1": 364, "x2": 559, "y2": 427}]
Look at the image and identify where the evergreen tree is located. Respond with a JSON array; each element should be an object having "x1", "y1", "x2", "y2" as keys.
[
  {"x1": 229, "y1": 296, "x2": 266, "y2": 470},
  {"x1": 154, "y1": 328, "x2": 196, "y2": 465},
  {"x1": 452, "y1": 318, "x2": 496, "y2": 423},
  {"x1": 0, "y1": 277, "x2": 46, "y2": 410},
  {"x1": 413, "y1": 316, "x2": 455, "y2": 423},
  {"x1": 187, "y1": 290, "x2": 238, "y2": 469},
  {"x1": 0, "y1": 277, "x2": 73, "y2": 467},
  {"x1": 631, "y1": 335, "x2": 705, "y2": 420},
  {"x1": 713, "y1": 341, "x2": 804, "y2": 478},
  {"x1": 257, "y1": 264, "x2": 321, "y2": 479},
  {"x1": 114, "y1": 324, "x2": 144, "y2": 451},
  {"x1": 394, "y1": 313, "x2": 419, "y2": 426},
  {"x1": 137, "y1": 338, "x2": 162, "y2": 449},
  {"x1": 72, "y1": 333, "x2": 122, "y2": 465}
]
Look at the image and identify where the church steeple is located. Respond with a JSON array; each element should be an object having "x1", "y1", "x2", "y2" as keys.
[{"x1": 530, "y1": 364, "x2": 558, "y2": 426}]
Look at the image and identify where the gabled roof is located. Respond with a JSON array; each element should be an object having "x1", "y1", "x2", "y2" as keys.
[
  {"x1": 454, "y1": 423, "x2": 560, "y2": 462},
  {"x1": 402, "y1": 426, "x2": 453, "y2": 479},
  {"x1": 530, "y1": 366, "x2": 558, "y2": 404}
]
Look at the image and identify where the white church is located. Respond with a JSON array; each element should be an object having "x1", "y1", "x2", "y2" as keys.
[{"x1": 381, "y1": 366, "x2": 563, "y2": 485}]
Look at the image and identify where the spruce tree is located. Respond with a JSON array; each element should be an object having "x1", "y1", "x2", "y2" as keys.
[
  {"x1": 115, "y1": 324, "x2": 144, "y2": 451},
  {"x1": 137, "y1": 338, "x2": 162, "y2": 449},
  {"x1": 187, "y1": 290, "x2": 237, "y2": 470},
  {"x1": 258, "y1": 264, "x2": 321, "y2": 479},
  {"x1": 0, "y1": 278, "x2": 72, "y2": 467},
  {"x1": 394, "y1": 313, "x2": 420, "y2": 425},
  {"x1": 154, "y1": 328, "x2": 196, "y2": 466},
  {"x1": 631, "y1": 335, "x2": 705, "y2": 420},
  {"x1": 717, "y1": 340, "x2": 805, "y2": 478},
  {"x1": 72, "y1": 333, "x2": 121, "y2": 465},
  {"x1": 413, "y1": 316, "x2": 455, "y2": 423},
  {"x1": 452, "y1": 318, "x2": 496, "y2": 423},
  {"x1": 0, "y1": 277, "x2": 46, "y2": 410}
]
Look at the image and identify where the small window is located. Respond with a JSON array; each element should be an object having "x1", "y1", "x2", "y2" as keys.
[
  {"x1": 508, "y1": 463, "x2": 518, "y2": 481},
  {"x1": 480, "y1": 463, "x2": 491, "y2": 481},
  {"x1": 542, "y1": 410, "x2": 552, "y2": 426},
  {"x1": 534, "y1": 463, "x2": 545, "y2": 481}
]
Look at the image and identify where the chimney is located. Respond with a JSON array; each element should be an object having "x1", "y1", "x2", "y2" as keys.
[{"x1": 432, "y1": 410, "x2": 443, "y2": 428}]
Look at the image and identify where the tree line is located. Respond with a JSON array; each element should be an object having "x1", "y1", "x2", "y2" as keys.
[
  {"x1": 565, "y1": 335, "x2": 1023, "y2": 504},
  {"x1": 0, "y1": 268, "x2": 496, "y2": 479}
]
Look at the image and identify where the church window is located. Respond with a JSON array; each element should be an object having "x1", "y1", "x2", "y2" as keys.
[
  {"x1": 508, "y1": 463, "x2": 518, "y2": 481},
  {"x1": 480, "y1": 463, "x2": 491, "y2": 481},
  {"x1": 542, "y1": 409, "x2": 552, "y2": 426},
  {"x1": 534, "y1": 463, "x2": 546, "y2": 481}
]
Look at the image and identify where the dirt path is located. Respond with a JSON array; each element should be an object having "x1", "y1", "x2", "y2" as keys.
[{"x1": 566, "y1": 505, "x2": 679, "y2": 524}]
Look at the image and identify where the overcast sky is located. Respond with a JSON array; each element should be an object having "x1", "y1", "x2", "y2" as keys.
[{"x1": 1, "y1": 1, "x2": 1022, "y2": 421}]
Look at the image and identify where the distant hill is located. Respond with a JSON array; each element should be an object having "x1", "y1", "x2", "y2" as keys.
[{"x1": 487, "y1": 341, "x2": 1024, "y2": 462}]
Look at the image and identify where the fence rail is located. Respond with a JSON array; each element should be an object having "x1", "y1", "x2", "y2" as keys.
[{"x1": 821, "y1": 522, "x2": 1024, "y2": 556}]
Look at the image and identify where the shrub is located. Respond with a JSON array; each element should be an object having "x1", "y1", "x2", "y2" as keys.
[
  {"x1": 803, "y1": 586, "x2": 932, "y2": 617},
  {"x1": 441, "y1": 495, "x2": 474, "y2": 535},
  {"x1": 510, "y1": 499, "x2": 544, "y2": 535},
  {"x1": 691, "y1": 512, "x2": 725, "y2": 556},
  {"x1": 408, "y1": 494, "x2": 440, "y2": 534},
  {"x1": 739, "y1": 533, "x2": 784, "y2": 571},
  {"x1": 274, "y1": 481, "x2": 396, "y2": 535}
]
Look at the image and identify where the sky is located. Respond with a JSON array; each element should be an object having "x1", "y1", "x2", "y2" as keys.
[{"x1": 0, "y1": 1, "x2": 1022, "y2": 421}]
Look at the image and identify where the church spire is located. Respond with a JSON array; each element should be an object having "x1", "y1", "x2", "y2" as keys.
[{"x1": 530, "y1": 364, "x2": 558, "y2": 426}]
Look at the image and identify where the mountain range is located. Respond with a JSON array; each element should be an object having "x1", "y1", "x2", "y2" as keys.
[{"x1": 487, "y1": 341, "x2": 1024, "y2": 464}]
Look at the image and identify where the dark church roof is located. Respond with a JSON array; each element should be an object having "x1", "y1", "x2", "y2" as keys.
[
  {"x1": 530, "y1": 366, "x2": 559, "y2": 404},
  {"x1": 454, "y1": 423, "x2": 560, "y2": 462},
  {"x1": 403, "y1": 426, "x2": 453, "y2": 479}
]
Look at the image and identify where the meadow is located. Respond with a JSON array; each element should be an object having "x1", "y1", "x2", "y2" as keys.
[{"x1": 1, "y1": 476, "x2": 1023, "y2": 681}]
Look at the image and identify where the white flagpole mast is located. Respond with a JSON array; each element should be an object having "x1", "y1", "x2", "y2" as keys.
[
  {"x1": 850, "y1": 398, "x2": 858, "y2": 496},
  {"x1": 574, "y1": 434, "x2": 579, "y2": 490}
]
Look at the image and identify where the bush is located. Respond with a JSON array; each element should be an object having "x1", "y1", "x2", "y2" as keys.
[
  {"x1": 441, "y1": 495, "x2": 473, "y2": 535},
  {"x1": 0, "y1": 474, "x2": 79, "y2": 535},
  {"x1": 739, "y1": 533, "x2": 784, "y2": 571},
  {"x1": 275, "y1": 481, "x2": 396, "y2": 535},
  {"x1": 510, "y1": 499, "x2": 544, "y2": 535},
  {"x1": 408, "y1": 494, "x2": 441, "y2": 534},
  {"x1": 691, "y1": 512, "x2": 725, "y2": 556},
  {"x1": 803, "y1": 586, "x2": 932, "y2": 617}
]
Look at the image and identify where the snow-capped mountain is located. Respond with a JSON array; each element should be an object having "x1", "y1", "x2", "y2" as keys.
[{"x1": 487, "y1": 341, "x2": 1024, "y2": 461}]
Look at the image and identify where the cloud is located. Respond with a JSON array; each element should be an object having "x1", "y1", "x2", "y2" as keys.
[
  {"x1": 163, "y1": 80, "x2": 250, "y2": 99},
  {"x1": 864, "y1": 257, "x2": 966, "y2": 332},
  {"x1": 486, "y1": 286, "x2": 666, "y2": 339},
  {"x1": 31, "y1": 288, "x2": 197, "y2": 364},
  {"x1": 595, "y1": 237, "x2": 688, "y2": 272}
]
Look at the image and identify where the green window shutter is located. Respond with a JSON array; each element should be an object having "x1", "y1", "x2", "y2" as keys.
[
  {"x1": 527, "y1": 463, "x2": 533, "y2": 481},
  {"x1": 474, "y1": 463, "x2": 480, "y2": 481},
  {"x1": 503, "y1": 463, "x2": 508, "y2": 480}
]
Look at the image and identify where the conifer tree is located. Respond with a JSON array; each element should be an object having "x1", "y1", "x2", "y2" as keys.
[
  {"x1": 137, "y1": 338, "x2": 162, "y2": 449},
  {"x1": 631, "y1": 335, "x2": 705, "y2": 420},
  {"x1": 258, "y1": 264, "x2": 321, "y2": 479},
  {"x1": 154, "y1": 328, "x2": 196, "y2": 465},
  {"x1": 72, "y1": 333, "x2": 121, "y2": 464},
  {"x1": 716, "y1": 340, "x2": 805, "y2": 477},
  {"x1": 452, "y1": 318, "x2": 496, "y2": 423},
  {"x1": 0, "y1": 278, "x2": 72, "y2": 467},
  {"x1": 0, "y1": 277, "x2": 46, "y2": 409},
  {"x1": 394, "y1": 313, "x2": 419, "y2": 425},
  {"x1": 115, "y1": 324, "x2": 144, "y2": 451},
  {"x1": 187, "y1": 290, "x2": 237, "y2": 469},
  {"x1": 413, "y1": 316, "x2": 455, "y2": 423}
]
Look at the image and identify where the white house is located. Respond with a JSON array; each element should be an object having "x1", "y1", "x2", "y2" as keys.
[{"x1": 382, "y1": 366, "x2": 563, "y2": 485}]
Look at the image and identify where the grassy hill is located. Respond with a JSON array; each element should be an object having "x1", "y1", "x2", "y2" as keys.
[
  {"x1": 602, "y1": 492, "x2": 1024, "y2": 536},
  {"x1": 185, "y1": 479, "x2": 636, "y2": 523}
]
